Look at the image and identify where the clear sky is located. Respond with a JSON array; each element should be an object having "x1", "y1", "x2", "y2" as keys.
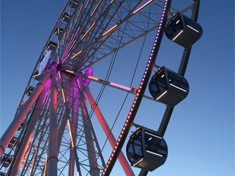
[{"x1": 1, "y1": 0, "x2": 234, "y2": 176}]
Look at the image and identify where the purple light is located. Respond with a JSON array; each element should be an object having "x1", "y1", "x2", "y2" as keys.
[
  {"x1": 82, "y1": 67, "x2": 93, "y2": 86},
  {"x1": 42, "y1": 79, "x2": 51, "y2": 105},
  {"x1": 61, "y1": 27, "x2": 81, "y2": 64}
]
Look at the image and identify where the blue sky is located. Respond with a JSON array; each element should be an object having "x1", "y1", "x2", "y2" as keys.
[{"x1": 1, "y1": 0, "x2": 234, "y2": 176}]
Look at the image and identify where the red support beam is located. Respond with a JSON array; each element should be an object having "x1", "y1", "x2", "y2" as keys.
[{"x1": 84, "y1": 87, "x2": 134, "y2": 176}]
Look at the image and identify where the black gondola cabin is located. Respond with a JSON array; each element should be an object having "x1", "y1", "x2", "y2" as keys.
[
  {"x1": 47, "y1": 41, "x2": 57, "y2": 51},
  {"x1": 54, "y1": 27, "x2": 64, "y2": 35},
  {"x1": 126, "y1": 127, "x2": 168, "y2": 171},
  {"x1": 62, "y1": 13, "x2": 71, "y2": 22},
  {"x1": 7, "y1": 137, "x2": 17, "y2": 148},
  {"x1": 69, "y1": 0, "x2": 79, "y2": 9},
  {"x1": 26, "y1": 86, "x2": 35, "y2": 96},
  {"x1": 165, "y1": 12, "x2": 202, "y2": 48},
  {"x1": 33, "y1": 70, "x2": 43, "y2": 81},
  {"x1": 1, "y1": 154, "x2": 12, "y2": 168},
  {"x1": 149, "y1": 67, "x2": 189, "y2": 107}
]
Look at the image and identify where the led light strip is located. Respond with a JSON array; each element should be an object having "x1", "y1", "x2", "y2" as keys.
[
  {"x1": 61, "y1": 88, "x2": 66, "y2": 103},
  {"x1": 43, "y1": 155, "x2": 48, "y2": 176},
  {"x1": 62, "y1": 32, "x2": 66, "y2": 46},
  {"x1": 169, "y1": 83, "x2": 187, "y2": 92},
  {"x1": 156, "y1": 90, "x2": 167, "y2": 100},
  {"x1": 132, "y1": 0, "x2": 154, "y2": 14},
  {"x1": 67, "y1": 23, "x2": 73, "y2": 39},
  {"x1": 144, "y1": 131, "x2": 162, "y2": 139},
  {"x1": 102, "y1": 24, "x2": 117, "y2": 36},
  {"x1": 146, "y1": 150, "x2": 163, "y2": 157},
  {"x1": 91, "y1": 0, "x2": 102, "y2": 17},
  {"x1": 87, "y1": 75, "x2": 99, "y2": 81},
  {"x1": 110, "y1": 82, "x2": 131, "y2": 92},
  {"x1": 133, "y1": 158, "x2": 144, "y2": 167},
  {"x1": 67, "y1": 119, "x2": 75, "y2": 148},
  {"x1": 57, "y1": 40, "x2": 60, "y2": 49},
  {"x1": 81, "y1": 23, "x2": 95, "y2": 40},
  {"x1": 75, "y1": 4, "x2": 83, "y2": 24},
  {"x1": 85, "y1": 0, "x2": 90, "y2": 9},
  {"x1": 187, "y1": 25, "x2": 199, "y2": 33},
  {"x1": 172, "y1": 30, "x2": 183, "y2": 41},
  {"x1": 61, "y1": 27, "x2": 81, "y2": 63},
  {"x1": 70, "y1": 50, "x2": 82, "y2": 60},
  {"x1": 101, "y1": 0, "x2": 171, "y2": 175}
]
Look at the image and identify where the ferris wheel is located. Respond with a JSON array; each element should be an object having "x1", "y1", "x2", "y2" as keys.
[{"x1": 0, "y1": 0, "x2": 202, "y2": 175}]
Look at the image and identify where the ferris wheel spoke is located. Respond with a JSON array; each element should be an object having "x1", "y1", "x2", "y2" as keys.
[
  {"x1": 62, "y1": 69, "x2": 157, "y2": 102},
  {"x1": 59, "y1": 1, "x2": 130, "y2": 65},
  {"x1": 62, "y1": 1, "x2": 169, "y2": 72},
  {"x1": 61, "y1": 1, "x2": 124, "y2": 67}
]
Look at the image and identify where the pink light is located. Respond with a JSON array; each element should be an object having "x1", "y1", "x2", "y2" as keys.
[
  {"x1": 91, "y1": 0, "x2": 102, "y2": 17},
  {"x1": 85, "y1": 0, "x2": 90, "y2": 8},
  {"x1": 62, "y1": 32, "x2": 66, "y2": 46},
  {"x1": 110, "y1": 82, "x2": 131, "y2": 91},
  {"x1": 57, "y1": 40, "x2": 59, "y2": 49},
  {"x1": 132, "y1": 0, "x2": 154, "y2": 14},
  {"x1": 68, "y1": 7, "x2": 71, "y2": 15},
  {"x1": 75, "y1": 26, "x2": 81, "y2": 35},
  {"x1": 75, "y1": 8, "x2": 82, "y2": 24},
  {"x1": 42, "y1": 79, "x2": 51, "y2": 104}
]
